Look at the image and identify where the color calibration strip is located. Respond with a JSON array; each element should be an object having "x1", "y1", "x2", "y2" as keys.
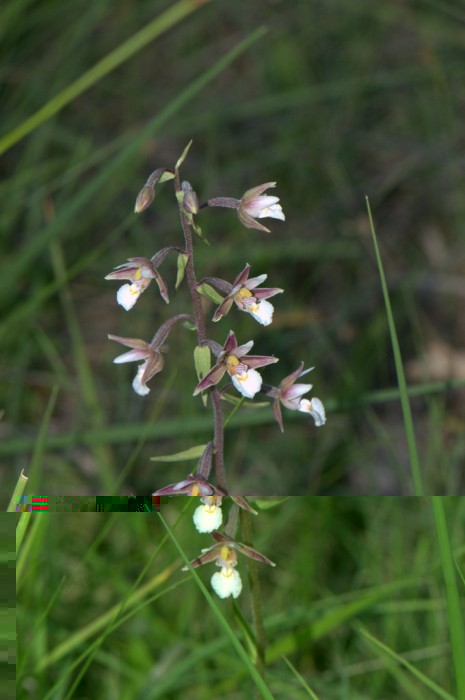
[{"x1": 16, "y1": 496, "x2": 161, "y2": 512}]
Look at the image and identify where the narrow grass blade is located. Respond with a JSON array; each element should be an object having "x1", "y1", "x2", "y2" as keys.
[
  {"x1": 432, "y1": 497, "x2": 465, "y2": 699},
  {"x1": 51, "y1": 240, "x2": 116, "y2": 491},
  {"x1": 7, "y1": 469, "x2": 28, "y2": 512},
  {"x1": 36, "y1": 503, "x2": 191, "y2": 672},
  {"x1": 27, "y1": 385, "x2": 59, "y2": 495},
  {"x1": 366, "y1": 197, "x2": 424, "y2": 495},
  {"x1": 0, "y1": 26, "x2": 268, "y2": 320},
  {"x1": 359, "y1": 625, "x2": 457, "y2": 700},
  {"x1": 282, "y1": 656, "x2": 321, "y2": 699},
  {"x1": 0, "y1": 0, "x2": 213, "y2": 155},
  {"x1": 16, "y1": 510, "x2": 47, "y2": 588},
  {"x1": 15, "y1": 512, "x2": 32, "y2": 555}
]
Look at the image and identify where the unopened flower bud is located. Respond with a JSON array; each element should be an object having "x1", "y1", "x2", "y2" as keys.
[
  {"x1": 134, "y1": 185, "x2": 155, "y2": 213},
  {"x1": 182, "y1": 181, "x2": 199, "y2": 215}
]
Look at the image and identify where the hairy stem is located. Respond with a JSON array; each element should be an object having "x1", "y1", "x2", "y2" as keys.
[{"x1": 173, "y1": 172, "x2": 228, "y2": 492}]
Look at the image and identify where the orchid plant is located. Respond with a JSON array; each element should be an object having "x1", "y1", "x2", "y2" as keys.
[{"x1": 105, "y1": 143, "x2": 326, "y2": 610}]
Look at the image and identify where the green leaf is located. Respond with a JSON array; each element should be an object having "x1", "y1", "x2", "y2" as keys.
[
  {"x1": 182, "y1": 320, "x2": 197, "y2": 332},
  {"x1": 175, "y1": 139, "x2": 193, "y2": 170},
  {"x1": 150, "y1": 444, "x2": 207, "y2": 462},
  {"x1": 175, "y1": 253, "x2": 189, "y2": 290},
  {"x1": 194, "y1": 345, "x2": 211, "y2": 407},
  {"x1": 159, "y1": 171, "x2": 175, "y2": 183},
  {"x1": 196, "y1": 283, "x2": 224, "y2": 305},
  {"x1": 192, "y1": 221, "x2": 210, "y2": 246},
  {"x1": 194, "y1": 345, "x2": 211, "y2": 380}
]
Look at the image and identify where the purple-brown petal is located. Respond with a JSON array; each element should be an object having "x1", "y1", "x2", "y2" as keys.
[
  {"x1": 222, "y1": 331, "x2": 238, "y2": 354},
  {"x1": 235, "y1": 542, "x2": 276, "y2": 567},
  {"x1": 273, "y1": 399, "x2": 284, "y2": 432},
  {"x1": 241, "y1": 182, "x2": 276, "y2": 202},
  {"x1": 212, "y1": 296, "x2": 234, "y2": 322},
  {"x1": 108, "y1": 334, "x2": 151, "y2": 351},
  {"x1": 279, "y1": 362, "x2": 305, "y2": 392},
  {"x1": 193, "y1": 363, "x2": 227, "y2": 395},
  {"x1": 237, "y1": 208, "x2": 271, "y2": 233},
  {"x1": 244, "y1": 355, "x2": 279, "y2": 369},
  {"x1": 141, "y1": 351, "x2": 164, "y2": 383},
  {"x1": 153, "y1": 270, "x2": 169, "y2": 304},
  {"x1": 232, "y1": 263, "x2": 251, "y2": 288},
  {"x1": 253, "y1": 287, "x2": 284, "y2": 300}
]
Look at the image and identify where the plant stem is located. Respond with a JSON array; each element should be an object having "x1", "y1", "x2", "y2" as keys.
[
  {"x1": 241, "y1": 509, "x2": 266, "y2": 677},
  {"x1": 173, "y1": 171, "x2": 228, "y2": 492}
]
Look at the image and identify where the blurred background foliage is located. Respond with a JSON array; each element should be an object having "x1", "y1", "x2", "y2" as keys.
[
  {"x1": 15, "y1": 497, "x2": 465, "y2": 699},
  {"x1": 1, "y1": 0, "x2": 465, "y2": 496}
]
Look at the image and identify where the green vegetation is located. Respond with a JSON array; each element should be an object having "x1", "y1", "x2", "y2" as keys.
[
  {"x1": 15, "y1": 497, "x2": 465, "y2": 698},
  {"x1": 1, "y1": 1, "x2": 465, "y2": 496}
]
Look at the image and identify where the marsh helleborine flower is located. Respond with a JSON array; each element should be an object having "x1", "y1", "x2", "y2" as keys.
[
  {"x1": 109, "y1": 315, "x2": 191, "y2": 396},
  {"x1": 108, "y1": 334, "x2": 165, "y2": 396},
  {"x1": 269, "y1": 362, "x2": 326, "y2": 431},
  {"x1": 105, "y1": 256, "x2": 169, "y2": 311},
  {"x1": 183, "y1": 531, "x2": 276, "y2": 600},
  {"x1": 193, "y1": 331, "x2": 278, "y2": 399},
  {"x1": 238, "y1": 182, "x2": 285, "y2": 233},
  {"x1": 211, "y1": 263, "x2": 283, "y2": 326}
]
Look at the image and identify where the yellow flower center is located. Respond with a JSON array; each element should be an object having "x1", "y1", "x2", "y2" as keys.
[
  {"x1": 220, "y1": 545, "x2": 234, "y2": 566},
  {"x1": 134, "y1": 267, "x2": 143, "y2": 281},
  {"x1": 226, "y1": 354, "x2": 240, "y2": 374},
  {"x1": 236, "y1": 287, "x2": 252, "y2": 300}
]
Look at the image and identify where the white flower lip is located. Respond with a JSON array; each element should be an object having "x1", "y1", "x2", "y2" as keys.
[
  {"x1": 117, "y1": 283, "x2": 141, "y2": 311},
  {"x1": 230, "y1": 368, "x2": 262, "y2": 399},
  {"x1": 211, "y1": 567, "x2": 242, "y2": 599},
  {"x1": 193, "y1": 504, "x2": 223, "y2": 533},
  {"x1": 299, "y1": 397, "x2": 326, "y2": 426},
  {"x1": 247, "y1": 299, "x2": 274, "y2": 326},
  {"x1": 132, "y1": 364, "x2": 150, "y2": 396}
]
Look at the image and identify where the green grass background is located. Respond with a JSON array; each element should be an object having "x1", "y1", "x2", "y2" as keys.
[
  {"x1": 1, "y1": 0, "x2": 465, "y2": 496},
  {"x1": 14, "y1": 497, "x2": 465, "y2": 699}
]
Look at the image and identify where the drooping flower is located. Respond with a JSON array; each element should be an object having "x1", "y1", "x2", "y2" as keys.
[
  {"x1": 208, "y1": 264, "x2": 283, "y2": 326},
  {"x1": 108, "y1": 334, "x2": 165, "y2": 396},
  {"x1": 109, "y1": 314, "x2": 191, "y2": 396},
  {"x1": 183, "y1": 530, "x2": 275, "y2": 600},
  {"x1": 193, "y1": 331, "x2": 278, "y2": 399},
  {"x1": 267, "y1": 362, "x2": 326, "y2": 431},
  {"x1": 238, "y1": 182, "x2": 285, "y2": 233},
  {"x1": 152, "y1": 474, "x2": 219, "y2": 498},
  {"x1": 105, "y1": 256, "x2": 169, "y2": 310}
]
